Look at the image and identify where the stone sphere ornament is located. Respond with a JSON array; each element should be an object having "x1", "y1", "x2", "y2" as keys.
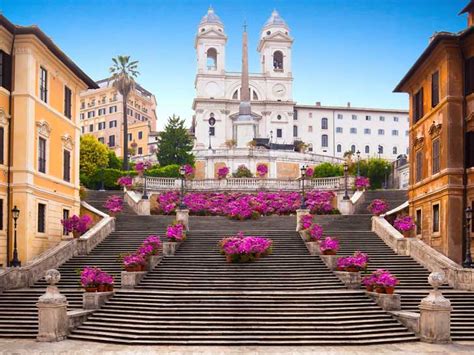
[
  {"x1": 44, "y1": 269, "x2": 61, "y2": 286},
  {"x1": 428, "y1": 271, "x2": 446, "y2": 290}
]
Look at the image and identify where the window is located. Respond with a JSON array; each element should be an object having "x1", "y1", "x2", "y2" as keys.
[
  {"x1": 378, "y1": 129, "x2": 385, "y2": 135},
  {"x1": 38, "y1": 203, "x2": 46, "y2": 233},
  {"x1": 128, "y1": 133, "x2": 132, "y2": 141},
  {"x1": 416, "y1": 150, "x2": 423, "y2": 182},
  {"x1": 109, "y1": 106, "x2": 117, "y2": 114},
  {"x1": 0, "y1": 51, "x2": 12, "y2": 91},
  {"x1": 338, "y1": 114, "x2": 344, "y2": 120},
  {"x1": 98, "y1": 108, "x2": 106, "y2": 116},
  {"x1": 366, "y1": 115, "x2": 371, "y2": 121},
  {"x1": 99, "y1": 122, "x2": 106, "y2": 130},
  {"x1": 394, "y1": 116, "x2": 399, "y2": 122},
  {"x1": 336, "y1": 144, "x2": 342, "y2": 153},
  {"x1": 406, "y1": 130, "x2": 409, "y2": 136},
  {"x1": 393, "y1": 146, "x2": 398, "y2": 155},
  {"x1": 364, "y1": 128, "x2": 371, "y2": 135},
  {"x1": 308, "y1": 125, "x2": 313, "y2": 133},
  {"x1": 80, "y1": 101, "x2": 85, "y2": 109},
  {"x1": 109, "y1": 120, "x2": 117, "y2": 128},
  {"x1": 128, "y1": 108, "x2": 133, "y2": 116},
  {"x1": 206, "y1": 48, "x2": 217, "y2": 70},
  {"x1": 62, "y1": 209, "x2": 70, "y2": 235},
  {"x1": 350, "y1": 128, "x2": 357, "y2": 134},
  {"x1": 351, "y1": 145, "x2": 356, "y2": 153},
  {"x1": 378, "y1": 145, "x2": 384, "y2": 154},
  {"x1": 432, "y1": 204, "x2": 440, "y2": 233},
  {"x1": 108, "y1": 135, "x2": 115, "y2": 147},
  {"x1": 379, "y1": 116, "x2": 385, "y2": 122},
  {"x1": 276, "y1": 129, "x2": 282, "y2": 138},
  {"x1": 416, "y1": 209, "x2": 422, "y2": 235},
  {"x1": 392, "y1": 130, "x2": 399, "y2": 136},
  {"x1": 135, "y1": 113, "x2": 140, "y2": 120},
  {"x1": 81, "y1": 126, "x2": 85, "y2": 134},
  {"x1": 80, "y1": 113, "x2": 84, "y2": 120},
  {"x1": 308, "y1": 112, "x2": 313, "y2": 118},
  {"x1": 293, "y1": 110, "x2": 298, "y2": 120},
  {"x1": 467, "y1": 131, "x2": 474, "y2": 168},
  {"x1": 432, "y1": 138, "x2": 440, "y2": 174},
  {"x1": 336, "y1": 127, "x2": 343, "y2": 133},
  {"x1": 365, "y1": 145, "x2": 370, "y2": 154},
  {"x1": 432, "y1": 71, "x2": 440, "y2": 108},
  {"x1": 64, "y1": 86, "x2": 72, "y2": 119},
  {"x1": 293, "y1": 125, "x2": 298, "y2": 138},
  {"x1": 138, "y1": 131, "x2": 143, "y2": 140},
  {"x1": 98, "y1": 137, "x2": 104, "y2": 144},
  {"x1": 40, "y1": 67, "x2": 48, "y2": 103},
  {"x1": 138, "y1": 147, "x2": 143, "y2": 155},
  {"x1": 38, "y1": 137, "x2": 46, "y2": 173},
  {"x1": 351, "y1": 114, "x2": 356, "y2": 120},
  {"x1": 413, "y1": 88, "x2": 424, "y2": 123},
  {"x1": 209, "y1": 126, "x2": 215, "y2": 136},
  {"x1": 277, "y1": 115, "x2": 282, "y2": 120},
  {"x1": 87, "y1": 111, "x2": 95, "y2": 118},
  {"x1": 466, "y1": 57, "x2": 474, "y2": 95},
  {"x1": 0, "y1": 199, "x2": 3, "y2": 230},
  {"x1": 89, "y1": 124, "x2": 93, "y2": 132},
  {"x1": 63, "y1": 150, "x2": 71, "y2": 182},
  {"x1": 273, "y1": 50, "x2": 283, "y2": 70},
  {"x1": 0, "y1": 127, "x2": 4, "y2": 165},
  {"x1": 321, "y1": 118, "x2": 328, "y2": 129},
  {"x1": 321, "y1": 134, "x2": 328, "y2": 147}
]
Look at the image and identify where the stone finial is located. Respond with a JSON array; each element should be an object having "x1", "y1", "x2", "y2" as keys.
[
  {"x1": 428, "y1": 271, "x2": 445, "y2": 290},
  {"x1": 44, "y1": 269, "x2": 61, "y2": 286}
]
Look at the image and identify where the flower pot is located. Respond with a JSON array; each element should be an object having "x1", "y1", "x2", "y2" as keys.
[
  {"x1": 385, "y1": 286, "x2": 395, "y2": 295},
  {"x1": 402, "y1": 230, "x2": 412, "y2": 238},
  {"x1": 366, "y1": 285, "x2": 374, "y2": 292},
  {"x1": 73, "y1": 231, "x2": 81, "y2": 239},
  {"x1": 226, "y1": 255, "x2": 232, "y2": 263},
  {"x1": 97, "y1": 284, "x2": 107, "y2": 292},
  {"x1": 139, "y1": 264, "x2": 145, "y2": 272},
  {"x1": 125, "y1": 265, "x2": 138, "y2": 272},
  {"x1": 322, "y1": 249, "x2": 337, "y2": 256},
  {"x1": 84, "y1": 286, "x2": 97, "y2": 293},
  {"x1": 346, "y1": 266, "x2": 359, "y2": 273},
  {"x1": 107, "y1": 284, "x2": 114, "y2": 292},
  {"x1": 375, "y1": 286, "x2": 385, "y2": 294}
]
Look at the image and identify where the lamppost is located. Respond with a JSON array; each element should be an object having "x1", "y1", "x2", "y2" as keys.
[
  {"x1": 300, "y1": 165, "x2": 307, "y2": 209},
  {"x1": 10, "y1": 206, "x2": 21, "y2": 267},
  {"x1": 464, "y1": 206, "x2": 473, "y2": 268},
  {"x1": 343, "y1": 162, "x2": 349, "y2": 200},
  {"x1": 270, "y1": 130, "x2": 273, "y2": 143},
  {"x1": 384, "y1": 166, "x2": 390, "y2": 189},
  {"x1": 356, "y1": 150, "x2": 361, "y2": 177},
  {"x1": 142, "y1": 168, "x2": 148, "y2": 200},
  {"x1": 179, "y1": 166, "x2": 187, "y2": 209}
]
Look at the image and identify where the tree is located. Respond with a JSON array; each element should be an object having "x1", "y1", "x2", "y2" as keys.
[
  {"x1": 80, "y1": 135, "x2": 109, "y2": 177},
  {"x1": 157, "y1": 115, "x2": 195, "y2": 166},
  {"x1": 109, "y1": 55, "x2": 139, "y2": 171},
  {"x1": 107, "y1": 150, "x2": 122, "y2": 169}
]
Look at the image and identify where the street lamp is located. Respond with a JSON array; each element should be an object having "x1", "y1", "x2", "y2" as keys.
[
  {"x1": 356, "y1": 150, "x2": 361, "y2": 177},
  {"x1": 142, "y1": 167, "x2": 148, "y2": 200},
  {"x1": 179, "y1": 166, "x2": 187, "y2": 209},
  {"x1": 343, "y1": 162, "x2": 349, "y2": 200},
  {"x1": 464, "y1": 206, "x2": 473, "y2": 268},
  {"x1": 384, "y1": 166, "x2": 390, "y2": 189},
  {"x1": 10, "y1": 206, "x2": 21, "y2": 267},
  {"x1": 300, "y1": 165, "x2": 307, "y2": 209}
]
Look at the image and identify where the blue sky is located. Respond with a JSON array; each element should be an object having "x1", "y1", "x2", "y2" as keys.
[{"x1": 1, "y1": 0, "x2": 469, "y2": 129}]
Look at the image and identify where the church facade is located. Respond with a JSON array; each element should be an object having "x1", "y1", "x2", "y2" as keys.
[{"x1": 192, "y1": 8, "x2": 409, "y2": 179}]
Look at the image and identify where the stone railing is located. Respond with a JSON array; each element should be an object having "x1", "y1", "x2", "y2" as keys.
[
  {"x1": 143, "y1": 176, "x2": 354, "y2": 193},
  {"x1": 372, "y1": 216, "x2": 474, "y2": 290},
  {"x1": 0, "y1": 202, "x2": 115, "y2": 291},
  {"x1": 124, "y1": 189, "x2": 150, "y2": 215}
]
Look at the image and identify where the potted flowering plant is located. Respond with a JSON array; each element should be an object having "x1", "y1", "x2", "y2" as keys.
[
  {"x1": 181, "y1": 164, "x2": 194, "y2": 179},
  {"x1": 219, "y1": 232, "x2": 273, "y2": 263},
  {"x1": 80, "y1": 267, "x2": 99, "y2": 292},
  {"x1": 104, "y1": 195, "x2": 123, "y2": 216},
  {"x1": 117, "y1": 176, "x2": 133, "y2": 189},
  {"x1": 305, "y1": 167, "x2": 314, "y2": 179},
  {"x1": 96, "y1": 270, "x2": 114, "y2": 292},
  {"x1": 319, "y1": 237, "x2": 340, "y2": 255},
  {"x1": 308, "y1": 223, "x2": 323, "y2": 242},
  {"x1": 374, "y1": 270, "x2": 399, "y2": 294},
  {"x1": 61, "y1": 215, "x2": 93, "y2": 238},
  {"x1": 354, "y1": 176, "x2": 370, "y2": 191},
  {"x1": 362, "y1": 269, "x2": 384, "y2": 292},
  {"x1": 393, "y1": 215, "x2": 416, "y2": 238},
  {"x1": 337, "y1": 251, "x2": 369, "y2": 272},
  {"x1": 135, "y1": 161, "x2": 152, "y2": 177},
  {"x1": 256, "y1": 163, "x2": 268, "y2": 178},
  {"x1": 299, "y1": 214, "x2": 313, "y2": 233},
  {"x1": 367, "y1": 199, "x2": 389, "y2": 216},
  {"x1": 122, "y1": 253, "x2": 146, "y2": 272},
  {"x1": 217, "y1": 166, "x2": 230, "y2": 179},
  {"x1": 166, "y1": 223, "x2": 186, "y2": 242}
]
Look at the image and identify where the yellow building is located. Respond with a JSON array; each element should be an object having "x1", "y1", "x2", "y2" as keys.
[
  {"x1": 0, "y1": 15, "x2": 97, "y2": 267},
  {"x1": 79, "y1": 79, "x2": 157, "y2": 160}
]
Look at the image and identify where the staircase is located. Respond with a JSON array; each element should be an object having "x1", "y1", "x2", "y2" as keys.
[
  {"x1": 69, "y1": 216, "x2": 417, "y2": 345},
  {"x1": 84, "y1": 190, "x2": 136, "y2": 215},
  {"x1": 355, "y1": 190, "x2": 408, "y2": 215}
]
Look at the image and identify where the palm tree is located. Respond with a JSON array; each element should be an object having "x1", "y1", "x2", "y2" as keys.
[{"x1": 109, "y1": 56, "x2": 139, "y2": 171}]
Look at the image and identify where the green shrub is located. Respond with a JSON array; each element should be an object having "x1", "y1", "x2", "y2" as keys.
[
  {"x1": 147, "y1": 164, "x2": 180, "y2": 178},
  {"x1": 233, "y1": 165, "x2": 253, "y2": 178},
  {"x1": 107, "y1": 150, "x2": 122, "y2": 169},
  {"x1": 313, "y1": 162, "x2": 343, "y2": 178},
  {"x1": 82, "y1": 169, "x2": 137, "y2": 190}
]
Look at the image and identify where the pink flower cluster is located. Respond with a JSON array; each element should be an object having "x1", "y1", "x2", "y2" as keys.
[
  {"x1": 61, "y1": 215, "x2": 93, "y2": 236},
  {"x1": 320, "y1": 237, "x2": 340, "y2": 253},
  {"x1": 309, "y1": 223, "x2": 323, "y2": 241},
  {"x1": 104, "y1": 195, "x2": 123, "y2": 214},
  {"x1": 123, "y1": 253, "x2": 145, "y2": 268},
  {"x1": 122, "y1": 235, "x2": 161, "y2": 269},
  {"x1": 219, "y1": 232, "x2": 273, "y2": 263},
  {"x1": 117, "y1": 176, "x2": 133, "y2": 188},
  {"x1": 393, "y1": 215, "x2": 416, "y2": 232},
  {"x1": 368, "y1": 199, "x2": 389, "y2": 216},
  {"x1": 256, "y1": 163, "x2": 268, "y2": 177},
  {"x1": 337, "y1": 251, "x2": 369, "y2": 271},
  {"x1": 166, "y1": 223, "x2": 186, "y2": 242},
  {"x1": 305, "y1": 167, "x2": 314, "y2": 178},
  {"x1": 154, "y1": 191, "x2": 336, "y2": 219},
  {"x1": 135, "y1": 161, "x2": 152, "y2": 173},
  {"x1": 217, "y1": 166, "x2": 230, "y2": 179},
  {"x1": 362, "y1": 269, "x2": 399, "y2": 289},
  {"x1": 181, "y1": 164, "x2": 194, "y2": 178},
  {"x1": 80, "y1": 267, "x2": 114, "y2": 288},
  {"x1": 300, "y1": 214, "x2": 313, "y2": 230},
  {"x1": 354, "y1": 176, "x2": 370, "y2": 190}
]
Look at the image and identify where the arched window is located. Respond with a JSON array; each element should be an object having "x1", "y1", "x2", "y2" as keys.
[
  {"x1": 273, "y1": 51, "x2": 283, "y2": 71},
  {"x1": 232, "y1": 88, "x2": 259, "y2": 101},
  {"x1": 322, "y1": 134, "x2": 328, "y2": 147},
  {"x1": 337, "y1": 144, "x2": 342, "y2": 153},
  {"x1": 393, "y1": 146, "x2": 398, "y2": 155},
  {"x1": 365, "y1": 145, "x2": 370, "y2": 154},
  {"x1": 232, "y1": 90, "x2": 238, "y2": 100},
  {"x1": 321, "y1": 117, "x2": 328, "y2": 130},
  {"x1": 378, "y1": 145, "x2": 384, "y2": 154},
  {"x1": 351, "y1": 145, "x2": 356, "y2": 153},
  {"x1": 308, "y1": 143, "x2": 313, "y2": 152},
  {"x1": 206, "y1": 48, "x2": 217, "y2": 70},
  {"x1": 252, "y1": 90, "x2": 259, "y2": 101}
]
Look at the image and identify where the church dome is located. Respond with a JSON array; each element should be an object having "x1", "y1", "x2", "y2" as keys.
[
  {"x1": 200, "y1": 6, "x2": 223, "y2": 27},
  {"x1": 262, "y1": 10, "x2": 289, "y2": 31}
]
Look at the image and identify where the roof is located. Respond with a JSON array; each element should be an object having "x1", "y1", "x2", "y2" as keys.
[
  {"x1": 394, "y1": 26, "x2": 474, "y2": 92},
  {"x1": 0, "y1": 15, "x2": 97, "y2": 89},
  {"x1": 263, "y1": 10, "x2": 289, "y2": 30},
  {"x1": 95, "y1": 78, "x2": 154, "y2": 98},
  {"x1": 294, "y1": 103, "x2": 408, "y2": 114},
  {"x1": 460, "y1": 0, "x2": 474, "y2": 15},
  {"x1": 200, "y1": 7, "x2": 223, "y2": 26}
]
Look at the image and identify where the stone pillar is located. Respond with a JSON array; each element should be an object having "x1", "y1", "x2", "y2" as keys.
[
  {"x1": 296, "y1": 209, "x2": 310, "y2": 231},
  {"x1": 338, "y1": 199, "x2": 353, "y2": 215},
  {"x1": 163, "y1": 241, "x2": 180, "y2": 256},
  {"x1": 366, "y1": 291, "x2": 401, "y2": 311},
  {"x1": 334, "y1": 271, "x2": 361, "y2": 289},
  {"x1": 419, "y1": 272, "x2": 452, "y2": 343},
  {"x1": 176, "y1": 209, "x2": 190, "y2": 231},
  {"x1": 121, "y1": 271, "x2": 147, "y2": 289},
  {"x1": 320, "y1": 255, "x2": 338, "y2": 270},
  {"x1": 147, "y1": 255, "x2": 162, "y2": 271},
  {"x1": 36, "y1": 269, "x2": 69, "y2": 342},
  {"x1": 83, "y1": 291, "x2": 114, "y2": 310}
]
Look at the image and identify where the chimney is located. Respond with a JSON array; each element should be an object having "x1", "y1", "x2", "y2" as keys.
[
  {"x1": 347, "y1": 102, "x2": 351, "y2": 108},
  {"x1": 460, "y1": 1, "x2": 474, "y2": 28},
  {"x1": 315, "y1": 101, "x2": 321, "y2": 107}
]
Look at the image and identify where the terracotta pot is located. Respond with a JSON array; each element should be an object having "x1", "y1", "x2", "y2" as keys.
[
  {"x1": 226, "y1": 255, "x2": 232, "y2": 263},
  {"x1": 139, "y1": 264, "x2": 145, "y2": 272},
  {"x1": 73, "y1": 231, "x2": 81, "y2": 239},
  {"x1": 107, "y1": 284, "x2": 114, "y2": 292},
  {"x1": 322, "y1": 250, "x2": 337, "y2": 256},
  {"x1": 125, "y1": 265, "x2": 138, "y2": 272},
  {"x1": 385, "y1": 286, "x2": 395, "y2": 295},
  {"x1": 97, "y1": 284, "x2": 107, "y2": 292},
  {"x1": 84, "y1": 286, "x2": 97, "y2": 293},
  {"x1": 255, "y1": 253, "x2": 261, "y2": 260},
  {"x1": 402, "y1": 230, "x2": 412, "y2": 238},
  {"x1": 375, "y1": 286, "x2": 385, "y2": 294},
  {"x1": 366, "y1": 285, "x2": 374, "y2": 292},
  {"x1": 346, "y1": 266, "x2": 359, "y2": 273}
]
